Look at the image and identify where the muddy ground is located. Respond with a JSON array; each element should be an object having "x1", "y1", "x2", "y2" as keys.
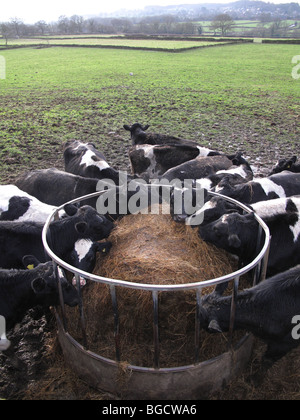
[{"x1": 1, "y1": 135, "x2": 300, "y2": 400}]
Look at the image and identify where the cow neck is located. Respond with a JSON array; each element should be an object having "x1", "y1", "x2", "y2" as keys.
[{"x1": 239, "y1": 222, "x2": 261, "y2": 264}]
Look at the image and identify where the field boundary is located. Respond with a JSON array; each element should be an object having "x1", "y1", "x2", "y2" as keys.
[{"x1": 0, "y1": 40, "x2": 250, "y2": 53}]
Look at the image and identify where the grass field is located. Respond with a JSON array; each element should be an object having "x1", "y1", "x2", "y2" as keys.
[
  {"x1": 0, "y1": 41, "x2": 300, "y2": 400},
  {"x1": 0, "y1": 42, "x2": 299, "y2": 183}
]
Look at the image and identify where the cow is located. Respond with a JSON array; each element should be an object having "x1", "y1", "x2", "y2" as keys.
[
  {"x1": 168, "y1": 156, "x2": 252, "y2": 223},
  {"x1": 0, "y1": 205, "x2": 114, "y2": 269},
  {"x1": 64, "y1": 140, "x2": 130, "y2": 185},
  {"x1": 0, "y1": 185, "x2": 63, "y2": 223},
  {"x1": 184, "y1": 195, "x2": 242, "y2": 226},
  {"x1": 123, "y1": 123, "x2": 203, "y2": 148},
  {"x1": 215, "y1": 171, "x2": 300, "y2": 204},
  {"x1": 0, "y1": 256, "x2": 79, "y2": 331},
  {"x1": 128, "y1": 143, "x2": 201, "y2": 179},
  {"x1": 15, "y1": 168, "x2": 99, "y2": 207},
  {"x1": 199, "y1": 196, "x2": 300, "y2": 276},
  {"x1": 269, "y1": 156, "x2": 300, "y2": 175},
  {"x1": 161, "y1": 153, "x2": 252, "y2": 183},
  {"x1": 0, "y1": 186, "x2": 112, "y2": 275},
  {"x1": 199, "y1": 265, "x2": 300, "y2": 362}
]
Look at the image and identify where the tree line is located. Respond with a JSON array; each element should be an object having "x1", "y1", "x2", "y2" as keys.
[
  {"x1": 0, "y1": 13, "x2": 299, "y2": 42},
  {"x1": 0, "y1": 15, "x2": 203, "y2": 39}
]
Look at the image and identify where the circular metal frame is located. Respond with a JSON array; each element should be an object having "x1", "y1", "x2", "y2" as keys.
[
  {"x1": 42, "y1": 188, "x2": 271, "y2": 399},
  {"x1": 42, "y1": 189, "x2": 271, "y2": 291}
]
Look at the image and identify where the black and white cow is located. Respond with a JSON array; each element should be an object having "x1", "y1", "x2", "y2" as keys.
[
  {"x1": 123, "y1": 123, "x2": 202, "y2": 147},
  {"x1": 269, "y1": 156, "x2": 300, "y2": 175},
  {"x1": 15, "y1": 168, "x2": 99, "y2": 207},
  {"x1": 0, "y1": 185, "x2": 61, "y2": 222},
  {"x1": 199, "y1": 196, "x2": 300, "y2": 276},
  {"x1": 215, "y1": 171, "x2": 300, "y2": 204},
  {"x1": 161, "y1": 153, "x2": 252, "y2": 183},
  {"x1": 0, "y1": 185, "x2": 112, "y2": 275},
  {"x1": 128, "y1": 141, "x2": 226, "y2": 180},
  {"x1": 0, "y1": 205, "x2": 114, "y2": 269},
  {"x1": 128, "y1": 143, "x2": 201, "y2": 179},
  {"x1": 64, "y1": 140, "x2": 129, "y2": 185},
  {"x1": 199, "y1": 265, "x2": 300, "y2": 361},
  {"x1": 184, "y1": 195, "x2": 242, "y2": 226},
  {"x1": 0, "y1": 257, "x2": 79, "y2": 331},
  {"x1": 168, "y1": 156, "x2": 252, "y2": 223}
]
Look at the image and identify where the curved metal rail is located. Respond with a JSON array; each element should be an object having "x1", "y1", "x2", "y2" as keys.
[{"x1": 42, "y1": 189, "x2": 271, "y2": 370}]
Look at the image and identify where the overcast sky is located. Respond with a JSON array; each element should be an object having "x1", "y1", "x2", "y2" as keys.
[{"x1": 2, "y1": 0, "x2": 298, "y2": 24}]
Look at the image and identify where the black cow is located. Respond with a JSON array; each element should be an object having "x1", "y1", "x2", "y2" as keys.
[
  {"x1": 199, "y1": 265, "x2": 300, "y2": 361},
  {"x1": 199, "y1": 196, "x2": 300, "y2": 276},
  {"x1": 15, "y1": 168, "x2": 99, "y2": 207},
  {"x1": 269, "y1": 156, "x2": 300, "y2": 175},
  {"x1": 0, "y1": 257, "x2": 79, "y2": 331},
  {"x1": 0, "y1": 205, "x2": 114, "y2": 269},
  {"x1": 64, "y1": 140, "x2": 129, "y2": 185},
  {"x1": 216, "y1": 171, "x2": 300, "y2": 204},
  {"x1": 123, "y1": 123, "x2": 202, "y2": 147}
]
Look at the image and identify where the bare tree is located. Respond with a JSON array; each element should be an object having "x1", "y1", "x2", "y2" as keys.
[
  {"x1": 69, "y1": 15, "x2": 84, "y2": 34},
  {"x1": 0, "y1": 23, "x2": 13, "y2": 46},
  {"x1": 35, "y1": 20, "x2": 48, "y2": 35},
  {"x1": 210, "y1": 13, "x2": 234, "y2": 36},
  {"x1": 57, "y1": 15, "x2": 70, "y2": 34},
  {"x1": 9, "y1": 17, "x2": 24, "y2": 37}
]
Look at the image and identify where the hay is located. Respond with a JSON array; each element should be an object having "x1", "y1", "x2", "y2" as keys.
[
  {"x1": 66, "y1": 209, "x2": 243, "y2": 368},
  {"x1": 97, "y1": 208, "x2": 236, "y2": 286}
]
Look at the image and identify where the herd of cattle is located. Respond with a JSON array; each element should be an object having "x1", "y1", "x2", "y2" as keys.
[{"x1": 1, "y1": 122, "x2": 300, "y2": 363}]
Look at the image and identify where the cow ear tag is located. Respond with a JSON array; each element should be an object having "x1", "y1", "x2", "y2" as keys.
[{"x1": 27, "y1": 264, "x2": 35, "y2": 270}]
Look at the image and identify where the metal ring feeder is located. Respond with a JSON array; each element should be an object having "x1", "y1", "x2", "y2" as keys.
[{"x1": 42, "y1": 189, "x2": 271, "y2": 399}]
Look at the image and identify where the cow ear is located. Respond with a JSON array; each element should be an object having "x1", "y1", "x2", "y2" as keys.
[
  {"x1": 290, "y1": 156, "x2": 297, "y2": 164},
  {"x1": 143, "y1": 124, "x2": 150, "y2": 131},
  {"x1": 245, "y1": 212, "x2": 255, "y2": 223},
  {"x1": 75, "y1": 221, "x2": 88, "y2": 234},
  {"x1": 208, "y1": 319, "x2": 223, "y2": 333},
  {"x1": 228, "y1": 234, "x2": 241, "y2": 249},
  {"x1": 123, "y1": 125, "x2": 131, "y2": 131},
  {"x1": 31, "y1": 278, "x2": 46, "y2": 294},
  {"x1": 64, "y1": 203, "x2": 79, "y2": 216},
  {"x1": 22, "y1": 255, "x2": 41, "y2": 270}
]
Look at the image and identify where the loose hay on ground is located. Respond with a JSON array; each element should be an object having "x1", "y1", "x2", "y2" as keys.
[{"x1": 66, "y1": 210, "x2": 245, "y2": 368}]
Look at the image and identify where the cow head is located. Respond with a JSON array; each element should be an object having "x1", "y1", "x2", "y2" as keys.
[
  {"x1": 123, "y1": 123, "x2": 150, "y2": 145},
  {"x1": 68, "y1": 240, "x2": 112, "y2": 273},
  {"x1": 75, "y1": 206, "x2": 114, "y2": 240},
  {"x1": 22, "y1": 256, "x2": 79, "y2": 307},
  {"x1": 269, "y1": 156, "x2": 298, "y2": 175},
  {"x1": 199, "y1": 212, "x2": 257, "y2": 257},
  {"x1": 198, "y1": 293, "x2": 228, "y2": 334}
]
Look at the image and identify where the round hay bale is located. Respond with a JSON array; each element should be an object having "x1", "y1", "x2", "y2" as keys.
[
  {"x1": 97, "y1": 210, "x2": 236, "y2": 287},
  {"x1": 66, "y1": 209, "x2": 243, "y2": 368}
]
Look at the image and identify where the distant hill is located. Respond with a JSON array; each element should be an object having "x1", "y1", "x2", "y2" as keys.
[{"x1": 98, "y1": 1, "x2": 300, "y2": 19}]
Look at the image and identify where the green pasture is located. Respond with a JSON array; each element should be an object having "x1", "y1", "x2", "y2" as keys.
[{"x1": 0, "y1": 43, "x2": 299, "y2": 182}]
